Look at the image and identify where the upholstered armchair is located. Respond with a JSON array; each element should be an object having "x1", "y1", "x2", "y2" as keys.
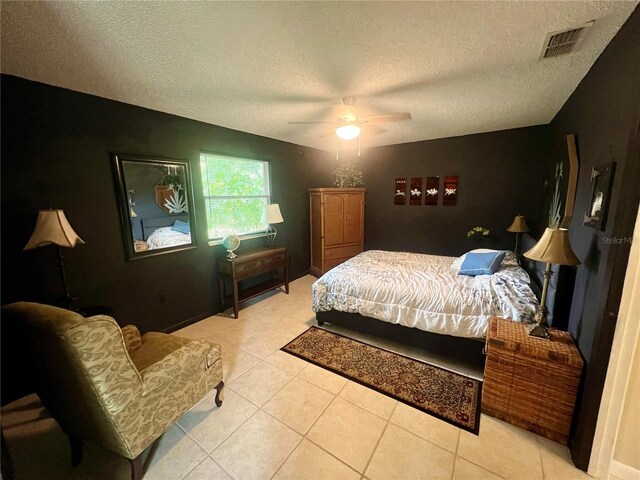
[{"x1": 2, "y1": 302, "x2": 224, "y2": 480}]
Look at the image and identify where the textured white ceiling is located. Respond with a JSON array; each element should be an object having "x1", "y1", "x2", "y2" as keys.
[{"x1": 1, "y1": 1, "x2": 637, "y2": 151}]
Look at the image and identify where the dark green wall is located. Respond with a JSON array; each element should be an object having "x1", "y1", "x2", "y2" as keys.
[
  {"x1": 544, "y1": 7, "x2": 640, "y2": 469},
  {"x1": 0, "y1": 74, "x2": 553, "y2": 334},
  {"x1": 348, "y1": 126, "x2": 551, "y2": 257},
  {"x1": 0, "y1": 74, "x2": 334, "y2": 332}
]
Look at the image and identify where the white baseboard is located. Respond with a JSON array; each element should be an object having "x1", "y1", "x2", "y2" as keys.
[{"x1": 610, "y1": 460, "x2": 640, "y2": 480}]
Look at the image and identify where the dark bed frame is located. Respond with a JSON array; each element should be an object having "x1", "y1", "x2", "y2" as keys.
[
  {"x1": 316, "y1": 310, "x2": 487, "y2": 370},
  {"x1": 314, "y1": 237, "x2": 572, "y2": 371}
]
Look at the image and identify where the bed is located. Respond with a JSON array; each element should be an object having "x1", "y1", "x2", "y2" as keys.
[
  {"x1": 312, "y1": 249, "x2": 538, "y2": 340},
  {"x1": 146, "y1": 226, "x2": 191, "y2": 250},
  {"x1": 135, "y1": 215, "x2": 191, "y2": 251}
]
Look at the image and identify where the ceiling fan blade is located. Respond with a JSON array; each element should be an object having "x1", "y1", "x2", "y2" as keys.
[
  {"x1": 288, "y1": 121, "x2": 338, "y2": 124},
  {"x1": 361, "y1": 124, "x2": 388, "y2": 136},
  {"x1": 359, "y1": 112, "x2": 412, "y2": 124},
  {"x1": 320, "y1": 128, "x2": 337, "y2": 138}
]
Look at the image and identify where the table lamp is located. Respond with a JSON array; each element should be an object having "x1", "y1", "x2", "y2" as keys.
[
  {"x1": 506, "y1": 214, "x2": 529, "y2": 261},
  {"x1": 262, "y1": 204, "x2": 284, "y2": 248},
  {"x1": 523, "y1": 227, "x2": 580, "y2": 338},
  {"x1": 24, "y1": 209, "x2": 85, "y2": 309}
]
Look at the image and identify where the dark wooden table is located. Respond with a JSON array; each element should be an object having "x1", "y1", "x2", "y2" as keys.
[{"x1": 218, "y1": 246, "x2": 289, "y2": 318}]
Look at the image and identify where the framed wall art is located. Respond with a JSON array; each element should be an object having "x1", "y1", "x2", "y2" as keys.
[
  {"x1": 584, "y1": 162, "x2": 615, "y2": 231},
  {"x1": 443, "y1": 175, "x2": 458, "y2": 206},
  {"x1": 410, "y1": 177, "x2": 423, "y2": 205},
  {"x1": 394, "y1": 177, "x2": 407, "y2": 205},
  {"x1": 425, "y1": 176, "x2": 439, "y2": 205}
]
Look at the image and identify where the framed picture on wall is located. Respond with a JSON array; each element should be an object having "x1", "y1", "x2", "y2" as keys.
[
  {"x1": 443, "y1": 176, "x2": 458, "y2": 206},
  {"x1": 425, "y1": 176, "x2": 439, "y2": 205},
  {"x1": 410, "y1": 177, "x2": 423, "y2": 205},
  {"x1": 394, "y1": 177, "x2": 407, "y2": 205},
  {"x1": 584, "y1": 162, "x2": 615, "y2": 231}
]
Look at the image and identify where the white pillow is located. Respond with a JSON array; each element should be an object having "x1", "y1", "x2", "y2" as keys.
[{"x1": 451, "y1": 249, "x2": 501, "y2": 270}]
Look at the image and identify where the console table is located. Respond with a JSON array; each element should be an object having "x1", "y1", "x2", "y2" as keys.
[{"x1": 217, "y1": 246, "x2": 289, "y2": 318}]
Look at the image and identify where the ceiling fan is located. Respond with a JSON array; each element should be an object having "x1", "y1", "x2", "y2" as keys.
[{"x1": 288, "y1": 96, "x2": 412, "y2": 140}]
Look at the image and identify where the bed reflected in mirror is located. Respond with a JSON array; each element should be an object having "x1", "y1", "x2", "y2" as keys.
[{"x1": 112, "y1": 153, "x2": 197, "y2": 260}]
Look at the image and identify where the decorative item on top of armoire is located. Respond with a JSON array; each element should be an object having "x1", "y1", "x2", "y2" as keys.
[
  {"x1": 524, "y1": 227, "x2": 580, "y2": 338},
  {"x1": 334, "y1": 162, "x2": 364, "y2": 188},
  {"x1": 443, "y1": 176, "x2": 459, "y2": 206},
  {"x1": 584, "y1": 162, "x2": 615, "y2": 231},
  {"x1": 23, "y1": 209, "x2": 85, "y2": 310},
  {"x1": 262, "y1": 203, "x2": 284, "y2": 248},
  {"x1": 309, "y1": 188, "x2": 365, "y2": 277},
  {"x1": 394, "y1": 178, "x2": 407, "y2": 205},
  {"x1": 506, "y1": 215, "x2": 530, "y2": 263},
  {"x1": 425, "y1": 176, "x2": 439, "y2": 205},
  {"x1": 410, "y1": 177, "x2": 423, "y2": 205}
]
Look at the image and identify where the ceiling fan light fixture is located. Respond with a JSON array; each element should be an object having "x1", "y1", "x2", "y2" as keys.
[{"x1": 336, "y1": 124, "x2": 361, "y2": 140}]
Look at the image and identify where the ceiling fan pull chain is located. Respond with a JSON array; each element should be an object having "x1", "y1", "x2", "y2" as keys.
[
  {"x1": 358, "y1": 135, "x2": 361, "y2": 157},
  {"x1": 336, "y1": 135, "x2": 339, "y2": 161}
]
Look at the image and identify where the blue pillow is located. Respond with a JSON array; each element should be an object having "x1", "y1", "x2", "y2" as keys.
[
  {"x1": 458, "y1": 251, "x2": 506, "y2": 276},
  {"x1": 172, "y1": 220, "x2": 190, "y2": 234}
]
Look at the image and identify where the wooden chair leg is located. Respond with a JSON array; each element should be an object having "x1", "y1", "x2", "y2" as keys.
[
  {"x1": 129, "y1": 453, "x2": 143, "y2": 480},
  {"x1": 214, "y1": 380, "x2": 225, "y2": 407},
  {"x1": 68, "y1": 434, "x2": 83, "y2": 467}
]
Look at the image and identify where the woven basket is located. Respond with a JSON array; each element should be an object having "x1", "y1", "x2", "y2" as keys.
[{"x1": 482, "y1": 317, "x2": 583, "y2": 444}]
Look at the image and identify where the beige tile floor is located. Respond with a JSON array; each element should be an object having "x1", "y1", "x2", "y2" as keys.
[{"x1": 1, "y1": 275, "x2": 592, "y2": 480}]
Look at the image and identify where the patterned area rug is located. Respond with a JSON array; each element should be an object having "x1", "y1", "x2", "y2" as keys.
[{"x1": 281, "y1": 327, "x2": 482, "y2": 434}]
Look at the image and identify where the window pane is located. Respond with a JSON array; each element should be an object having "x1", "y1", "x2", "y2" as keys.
[
  {"x1": 205, "y1": 197, "x2": 268, "y2": 239},
  {"x1": 200, "y1": 153, "x2": 272, "y2": 240},
  {"x1": 201, "y1": 153, "x2": 269, "y2": 197}
]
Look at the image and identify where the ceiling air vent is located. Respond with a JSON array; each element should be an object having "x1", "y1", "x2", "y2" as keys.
[{"x1": 540, "y1": 21, "x2": 594, "y2": 59}]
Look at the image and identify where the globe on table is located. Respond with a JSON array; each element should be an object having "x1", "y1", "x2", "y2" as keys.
[{"x1": 222, "y1": 233, "x2": 240, "y2": 260}]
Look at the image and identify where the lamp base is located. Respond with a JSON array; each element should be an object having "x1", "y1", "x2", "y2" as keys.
[
  {"x1": 528, "y1": 305, "x2": 550, "y2": 338},
  {"x1": 266, "y1": 225, "x2": 277, "y2": 248},
  {"x1": 528, "y1": 322, "x2": 549, "y2": 339}
]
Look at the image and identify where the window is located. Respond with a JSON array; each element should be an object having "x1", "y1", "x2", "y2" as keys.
[{"x1": 200, "y1": 152, "x2": 271, "y2": 241}]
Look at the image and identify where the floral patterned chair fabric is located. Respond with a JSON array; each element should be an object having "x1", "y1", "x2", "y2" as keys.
[{"x1": 1, "y1": 302, "x2": 224, "y2": 480}]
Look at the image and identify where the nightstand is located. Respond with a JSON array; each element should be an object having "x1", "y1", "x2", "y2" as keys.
[{"x1": 482, "y1": 317, "x2": 583, "y2": 444}]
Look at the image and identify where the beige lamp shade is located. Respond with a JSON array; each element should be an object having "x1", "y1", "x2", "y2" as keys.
[
  {"x1": 24, "y1": 209, "x2": 85, "y2": 250},
  {"x1": 506, "y1": 215, "x2": 530, "y2": 233},
  {"x1": 130, "y1": 208, "x2": 138, "y2": 218},
  {"x1": 262, "y1": 204, "x2": 284, "y2": 224},
  {"x1": 524, "y1": 228, "x2": 580, "y2": 266}
]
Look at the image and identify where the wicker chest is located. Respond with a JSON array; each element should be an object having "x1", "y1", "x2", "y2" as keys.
[{"x1": 482, "y1": 317, "x2": 583, "y2": 444}]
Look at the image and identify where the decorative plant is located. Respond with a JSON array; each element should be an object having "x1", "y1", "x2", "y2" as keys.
[
  {"x1": 157, "y1": 174, "x2": 185, "y2": 190},
  {"x1": 334, "y1": 162, "x2": 364, "y2": 188},
  {"x1": 467, "y1": 226, "x2": 491, "y2": 238},
  {"x1": 549, "y1": 161, "x2": 564, "y2": 228}
]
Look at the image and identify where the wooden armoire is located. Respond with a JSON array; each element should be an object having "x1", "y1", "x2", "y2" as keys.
[{"x1": 309, "y1": 188, "x2": 366, "y2": 277}]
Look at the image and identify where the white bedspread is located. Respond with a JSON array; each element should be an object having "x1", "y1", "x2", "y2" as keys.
[
  {"x1": 312, "y1": 250, "x2": 538, "y2": 338},
  {"x1": 146, "y1": 227, "x2": 191, "y2": 250}
]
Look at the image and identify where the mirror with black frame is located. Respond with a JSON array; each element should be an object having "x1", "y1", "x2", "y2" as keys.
[{"x1": 112, "y1": 153, "x2": 197, "y2": 260}]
